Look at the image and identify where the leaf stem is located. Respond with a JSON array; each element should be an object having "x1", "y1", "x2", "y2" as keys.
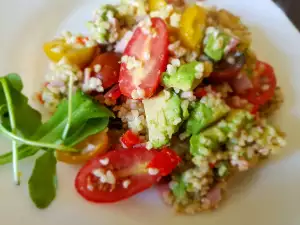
[
  {"x1": 62, "y1": 74, "x2": 73, "y2": 140},
  {"x1": 0, "y1": 78, "x2": 19, "y2": 185},
  {"x1": 0, "y1": 124, "x2": 78, "y2": 152}
]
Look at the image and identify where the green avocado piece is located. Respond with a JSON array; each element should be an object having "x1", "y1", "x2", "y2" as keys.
[
  {"x1": 204, "y1": 28, "x2": 231, "y2": 61},
  {"x1": 190, "y1": 109, "x2": 253, "y2": 156},
  {"x1": 162, "y1": 61, "x2": 204, "y2": 91},
  {"x1": 181, "y1": 100, "x2": 190, "y2": 120},
  {"x1": 143, "y1": 90, "x2": 183, "y2": 148},
  {"x1": 186, "y1": 94, "x2": 230, "y2": 135}
]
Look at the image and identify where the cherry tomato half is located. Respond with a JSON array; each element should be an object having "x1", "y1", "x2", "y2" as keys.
[
  {"x1": 44, "y1": 39, "x2": 96, "y2": 68},
  {"x1": 179, "y1": 4, "x2": 207, "y2": 50},
  {"x1": 89, "y1": 52, "x2": 121, "y2": 89},
  {"x1": 209, "y1": 52, "x2": 246, "y2": 83},
  {"x1": 244, "y1": 61, "x2": 277, "y2": 105},
  {"x1": 56, "y1": 131, "x2": 109, "y2": 164},
  {"x1": 75, "y1": 147, "x2": 181, "y2": 203},
  {"x1": 75, "y1": 148, "x2": 160, "y2": 203},
  {"x1": 119, "y1": 18, "x2": 169, "y2": 99}
]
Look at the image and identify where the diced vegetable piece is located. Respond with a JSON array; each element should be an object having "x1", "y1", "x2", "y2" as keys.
[
  {"x1": 120, "y1": 130, "x2": 142, "y2": 148},
  {"x1": 162, "y1": 61, "x2": 207, "y2": 91},
  {"x1": 186, "y1": 94, "x2": 230, "y2": 135},
  {"x1": 204, "y1": 28, "x2": 233, "y2": 61},
  {"x1": 147, "y1": 148, "x2": 181, "y2": 176},
  {"x1": 143, "y1": 90, "x2": 183, "y2": 148}
]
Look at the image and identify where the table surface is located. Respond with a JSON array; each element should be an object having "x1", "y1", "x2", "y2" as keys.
[{"x1": 273, "y1": 0, "x2": 300, "y2": 30}]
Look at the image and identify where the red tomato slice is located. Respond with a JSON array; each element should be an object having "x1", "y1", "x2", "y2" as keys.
[
  {"x1": 147, "y1": 148, "x2": 181, "y2": 176},
  {"x1": 119, "y1": 18, "x2": 169, "y2": 99},
  {"x1": 75, "y1": 148, "x2": 160, "y2": 203},
  {"x1": 89, "y1": 52, "x2": 121, "y2": 89},
  {"x1": 120, "y1": 130, "x2": 142, "y2": 148},
  {"x1": 244, "y1": 61, "x2": 276, "y2": 105}
]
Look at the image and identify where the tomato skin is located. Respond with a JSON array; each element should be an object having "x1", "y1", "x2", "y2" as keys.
[
  {"x1": 75, "y1": 148, "x2": 160, "y2": 203},
  {"x1": 56, "y1": 131, "x2": 109, "y2": 164},
  {"x1": 148, "y1": 148, "x2": 181, "y2": 176},
  {"x1": 75, "y1": 146, "x2": 181, "y2": 203},
  {"x1": 89, "y1": 52, "x2": 121, "y2": 89},
  {"x1": 120, "y1": 130, "x2": 142, "y2": 148},
  {"x1": 244, "y1": 61, "x2": 277, "y2": 105},
  {"x1": 119, "y1": 18, "x2": 169, "y2": 99}
]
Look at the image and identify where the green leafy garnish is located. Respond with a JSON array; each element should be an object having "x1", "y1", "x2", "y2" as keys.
[
  {"x1": 0, "y1": 74, "x2": 42, "y2": 138},
  {"x1": 0, "y1": 90, "x2": 113, "y2": 165},
  {"x1": 0, "y1": 74, "x2": 113, "y2": 208},
  {"x1": 28, "y1": 151, "x2": 57, "y2": 209},
  {"x1": 0, "y1": 77, "x2": 19, "y2": 184},
  {"x1": 62, "y1": 74, "x2": 73, "y2": 140},
  {"x1": 0, "y1": 123, "x2": 77, "y2": 152}
]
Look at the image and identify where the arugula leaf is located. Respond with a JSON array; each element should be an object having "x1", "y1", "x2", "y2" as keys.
[
  {"x1": 0, "y1": 90, "x2": 113, "y2": 165},
  {"x1": 0, "y1": 77, "x2": 19, "y2": 184},
  {"x1": 28, "y1": 151, "x2": 57, "y2": 209},
  {"x1": 30, "y1": 90, "x2": 113, "y2": 143},
  {"x1": 0, "y1": 147, "x2": 40, "y2": 165},
  {"x1": 6, "y1": 73, "x2": 23, "y2": 91},
  {"x1": 0, "y1": 74, "x2": 42, "y2": 138},
  {"x1": 64, "y1": 117, "x2": 109, "y2": 146}
]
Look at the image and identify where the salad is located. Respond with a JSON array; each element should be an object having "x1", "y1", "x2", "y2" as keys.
[{"x1": 0, "y1": 0, "x2": 286, "y2": 214}]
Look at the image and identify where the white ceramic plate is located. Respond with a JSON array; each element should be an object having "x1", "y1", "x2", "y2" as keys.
[{"x1": 0, "y1": 0, "x2": 300, "y2": 224}]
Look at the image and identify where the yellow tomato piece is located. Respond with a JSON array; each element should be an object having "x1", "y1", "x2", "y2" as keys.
[
  {"x1": 56, "y1": 131, "x2": 109, "y2": 164},
  {"x1": 179, "y1": 5, "x2": 207, "y2": 50},
  {"x1": 149, "y1": 0, "x2": 167, "y2": 11},
  {"x1": 43, "y1": 39, "x2": 96, "y2": 68}
]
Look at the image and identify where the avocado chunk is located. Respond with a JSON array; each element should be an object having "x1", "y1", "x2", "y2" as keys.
[
  {"x1": 186, "y1": 94, "x2": 230, "y2": 135},
  {"x1": 162, "y1": 61, "x2": 207, "y2": 91},
  {"x1": 204, "y1": 27, "x2": 234, "y2": 61},
  {"x1": 143, "y1": 90, "x2": 183, "y2": 148},
  {"x1": 190, "y1": 109, "x2": 253, "y2": 156}
]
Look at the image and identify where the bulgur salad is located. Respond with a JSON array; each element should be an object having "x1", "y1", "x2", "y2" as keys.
[{"x1": 0, "y1": 0, "x2": 286, "y2": 214}]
